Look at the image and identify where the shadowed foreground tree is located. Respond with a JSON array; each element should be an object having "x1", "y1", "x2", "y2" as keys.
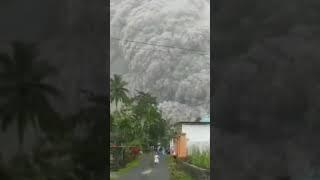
[
  {"x1": 0, "y1": 41, "x2": 62, "y2": 146},
  {"x1": 0, "y1": 153, "x2": 11, "y2": 180},
  {"x1": 31, "y1": 137, "x2": 79, "y2": 180},
  {"x1": 69, "y1": 91, "x2": 106, "y2": 179},
  {"x1": 214, "y1": 0, "x2": 320, "y2": 179}
]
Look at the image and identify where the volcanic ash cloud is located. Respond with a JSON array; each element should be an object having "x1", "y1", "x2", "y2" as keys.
[{"x1": 110, "y1": 0, "x2": 210, "y2": 122}]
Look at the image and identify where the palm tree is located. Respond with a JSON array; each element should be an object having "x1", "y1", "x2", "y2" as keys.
[
  {"x1": 134, "y1": 91, "x2": 157, "y2": 105},
  {"x1": 68, "y1": 91, "x2": 107, "y2": 179},
  {"x1": 110, "y1": 74, "x2": 129, "y2": 110},
  {"x1": 0, "y1": 41, "x2": 62, "y2": 146}
]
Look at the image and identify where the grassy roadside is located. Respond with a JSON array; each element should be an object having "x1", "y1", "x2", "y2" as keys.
[
  {"x1": 187, "y1": 150, "x2": 210, "y2": 169},
  {"x1": 110, "y1": 156, "x2": 141, "y2": 180},
  {"x1": 166, "y1": 156, "x2": 193, "y2": 180}
]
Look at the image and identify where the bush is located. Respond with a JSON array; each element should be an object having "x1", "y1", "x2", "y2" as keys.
[
  {"x1": 187, "y1": 147, "x2": 210, "y2": 169},
  {"x1": 167, "y1": 156, "x2": 193, "y2": 180}
]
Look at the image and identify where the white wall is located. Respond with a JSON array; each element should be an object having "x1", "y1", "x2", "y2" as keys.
[
  {"x1": 182, "y1": 124, "x2": 210, "y2": 154},
  {"x1": 170, "y1": 139, "x2": 174, "y2": 148}
]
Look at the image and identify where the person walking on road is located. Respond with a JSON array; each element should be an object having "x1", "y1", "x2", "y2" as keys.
[{"x1": 154, "y1": 152, "x2": 160, "y2": 166}]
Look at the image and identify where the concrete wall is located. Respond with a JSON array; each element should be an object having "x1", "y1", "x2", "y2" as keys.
[
  {"x1": 177, "y1": 159, "x2": 210, "y2": 180},
  {"x1": 188, "y1": 141, "x2": 210, "y2": 154},
  {"x1": 181, "y1": 124, "x2": 210, "y2": 154},
  {"x1": 170, "y1": 139, "x2": 175, "y2": 154}
]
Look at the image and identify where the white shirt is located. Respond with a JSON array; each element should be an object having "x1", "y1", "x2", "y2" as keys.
[{"x1": 154, "y1": 155, "x2": 159, "y2": 163}]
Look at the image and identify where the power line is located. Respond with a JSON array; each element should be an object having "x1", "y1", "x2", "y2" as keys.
[
  {"x1": 111, "y1": 23, "x2": 210, "y2": 36},
  {"x1": 111, "y1": 36, "x2": 208, "y2": 53},
  {"x1": 132, "y1": 48, "x2": 209, "y2": 57},
  {"x1": 110, "y1": 36, "x2": 209, "y2": 55},
  {"x1": 110, "y1": 33, "x2": 210, "y2": 50},
  {"x1": 111, "y1": 41, "x2": 210, "y2": 58},
  {"x1": 111, "y1": 41, "x2": 210, "y2": 57},
  {"x1": 110, "y1": 23, "x2": 210, "y2": 44}
]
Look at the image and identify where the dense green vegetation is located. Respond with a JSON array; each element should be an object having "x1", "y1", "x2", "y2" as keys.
[
  {"x1": 115, "y1": 158, "x2": 140, "y2": 176},
  {"x1": 110, "y1": 74, "x2": 169, "y2": 149},
  {"x1": 109, "y1": 157, "x2": 141, "y2": 180},
  {"x1": 187, "y1": 147, "x2": 210, "y2": 169},
  {"x1": 167, "y1": 156, "x2": 193, "y2": 180}
]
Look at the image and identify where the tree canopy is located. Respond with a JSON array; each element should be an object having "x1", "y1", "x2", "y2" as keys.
[{"x1": 0, "y1": 41, "x2": 62, "y2": 145}]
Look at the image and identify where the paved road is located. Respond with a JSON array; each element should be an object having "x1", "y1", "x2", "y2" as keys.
[{"x1": 118, "y1": 153, "x2": 170, "y2": 180}]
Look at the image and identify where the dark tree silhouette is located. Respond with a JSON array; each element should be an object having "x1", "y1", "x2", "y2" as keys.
[
  {"x1": 0, "y1": 41, "x2": 62, "y2": 146},
  {"x1": 69, "y1": 91, "x2": 106, "y2": 179},
  {"x1": 0, "y1": 153, "x2": 11, "y2": 180}
]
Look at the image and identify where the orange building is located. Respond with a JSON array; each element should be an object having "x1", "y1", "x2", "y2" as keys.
[
  {"x1": 173, "y1": 133, "x2": 187, "y2": 159},
  {"x1": 171, "y1": 120, "x2": 210, "y2": 159}
]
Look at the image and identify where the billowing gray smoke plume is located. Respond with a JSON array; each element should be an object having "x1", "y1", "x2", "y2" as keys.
[
  {"x1": 110, "y1": 0, "x2": 210, "y2": 123},
  {"x1": 213, "y1": 0, "x2": 320, "y2": 179}
]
